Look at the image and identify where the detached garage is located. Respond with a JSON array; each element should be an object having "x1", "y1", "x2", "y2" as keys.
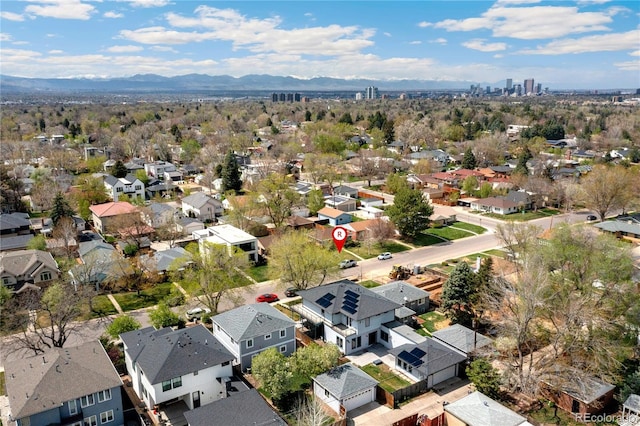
[
  {"x1": 390, "y1": 338, "x2": 466, "y2": 386},
  {"x1": 313, "y1": 363, "x2": 378, "y2": 415}
]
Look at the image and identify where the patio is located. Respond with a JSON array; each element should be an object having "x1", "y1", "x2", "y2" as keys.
[{"x1": 346, "y1": 343, "x2": 416, "y2": 384}]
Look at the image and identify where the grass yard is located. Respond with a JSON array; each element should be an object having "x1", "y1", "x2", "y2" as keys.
[
  {"x1": 86, "y1": 295, "x2": 118, "y2": 319},
  {"x1": 527, "y1": 404, "x2": 600, "y2": 426},
  {"x1": 425, "y1": 226, "x2": 475, "y2": 241},
  {"x1": 359, "y1": 280, "x2": 381, "y2": 288},
  {"x1": 361, "y1": 363, "x2": 411, "y2": 393},
  {"x1": 412, "y1": 233, "x2": 446, "y2": 247},
  {"x1": 485, "y1": 208, "x2": 562, "y2": 221},
  {"x1": 449, "y1": 221, "x2": 487, "y2": 234},
  {"x1": 273, "y1": 303, "x2": 301, "y2": 321},
  {"x1": 346, "y1": 241, "x2": 410, "y2": 259},
  {"x1": 482, "y1": 249, "x2": 508, "y2": 258},
  {"x1": 0, "y1": 370, "x2": 5, "y2": 396},
  {"x1": 418, "y1": 311, "x2": 450, "y2": 334},
  {"x1": 113, "y1": 282, "x2": 175, "y2": 311},
  {"x1": 247, "y1": 264, "x2": 270, "y2": 283}
]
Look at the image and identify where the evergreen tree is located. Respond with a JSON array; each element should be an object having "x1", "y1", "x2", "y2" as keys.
[
  {"x1": 513, "y1": 146, "x2": 532, "y2": 176},
  {"x1": 466, "y1": 359, "x2": 502, "y2": 399},
  {"x1": 441, "y1": 261, "x2": 476, "y2": 326},
  {"x1": 50, "y1": 192, "x2": 74, "y2": 226},
  {"x1": 386, "y1": 187, "x2": 433, "y2": 240},
  {"x1": 222, "y1": 151, "x2": 242, "y2": 193},
  {"x1": 111, "y1": 160, "x2": 128, "y2": 178},
  {"x1": 462, "y1": 147, "x2": 477, "y2": 169}
]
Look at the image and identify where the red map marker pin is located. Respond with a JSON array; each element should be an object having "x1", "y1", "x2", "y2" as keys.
[{"x1": 332, "y1": 226, "x2": 348, "y2": 253}]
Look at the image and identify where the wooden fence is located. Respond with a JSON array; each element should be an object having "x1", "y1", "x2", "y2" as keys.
[{"x1": 376, "y1": 379, "x2": 430, "y2": 409}]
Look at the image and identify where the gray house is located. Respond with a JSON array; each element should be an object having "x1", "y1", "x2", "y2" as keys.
[
  {"x1": 184, "y1": 389, "x2": 286, "y2": 426},
  {"x1": 181, "y1": 192, "x2": 222, "y2": 222},
  {"x1": 5, "y1": 341, "x2": 124, "y2": 426},
  {"x1": 313, "y1": 363, "x2": 378, "y2": 415},
  {"x1": 212, "y1": 303, "x2": 296, "y2": 371},
  {"x1": 431, "y1": 324, "x2": 492, "y2": 357},
  {"x1": 371, "y1": 280, "x2": 430, "y2": 319},
  {"x1": 389, "y1": 337, "x2": 466, "y2": 385}
]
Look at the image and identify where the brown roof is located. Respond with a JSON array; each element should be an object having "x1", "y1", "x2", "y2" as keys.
[
  {"x1": 450, "y1": 169, "x2": 484, "y2": 178},
  {"x1": 476, "y1": 197, "x2": 519, "y2": 209},
  {"x1": 317, "y1": 207, "x2": 347, "y2": 218},
  {"x1": 89, "y1": 201, "x2": 138, "y2": 217},
  {"x1": 0, "y1": 249, "x2": 59, "y2": 276}
]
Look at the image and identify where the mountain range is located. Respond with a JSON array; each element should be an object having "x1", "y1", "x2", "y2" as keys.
[{"x1": 0, "y1": 73, "x2": 475, "y2": 94}]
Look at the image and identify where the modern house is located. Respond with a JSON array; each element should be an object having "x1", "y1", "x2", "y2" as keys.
[
  {"x1": 144, "y1": 202, "x2": 178, "y2": 229},
  {"x1": 370, "y1": 280, "x2": 430, "y2": 317},
  {"x1": 0, "y1": 249, "x2": 60, "y2": 292},
  {"x1": 312, "y1": 363, "x2": 378, "y2": 415},
  {"x1": 181, "y1": 192, "x2": 222, "y2": 222},
  {"x1": 295, "y1": 280, "x2": 401, "y2": 355},
  {"x1": 444, "y1": 391, "x2": 531, "y2": 426},
  {"x1": 324, "y1": 195, "x2": 357, "y2": 212},
  {"x1": 211, "y1": 303, "x2": 296, "y2": 371},
  {"x1": 103, "y1": 174, "x2": 145, "y2": 202},
  {"x1": 120, "y1": 325, "x2": 235, "y2": 413},
  {"x1": 317, "y1": 207, "x2": 352, "y2": 226},
  {"x1": 431, "y1": 324, "x2": 492, "y2": 357},
  {"x1": 389, "y1": 338, "x2": 466, "y2": 385},
  {"x1": 89, "y1": 201, "x2": 140, "y2": 234},
  {"x1": 0, "y1": 213, "x2": 34, "y2": 252},
  {"x1": 195, "y1": 224, "x2": 259, "y2": 262},
  {"x1": 4, "y1": 341, "x2": 124, "y2": 426},
  {"x1": 144, "y1": 161, "x2": 177, "y2": 179}
]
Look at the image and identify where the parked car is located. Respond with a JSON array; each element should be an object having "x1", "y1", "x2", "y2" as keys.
[
  {"x1": 377, "y1": 252, "x2": 392, "y2": 260},
  {"x1": 586, "y1": 215, "x2": 597, "y2": 221},
  {"x1": 185, "y1": 307, "x2": 211, "y2": 321},
  {"x1": 256, "y1": 293, "x2": 279, "y2": 303},
  {"x1": 285, "y1": 287, "x2": 298, "y2": 297},
  {"x1": 339, "y1": 259, "x2": 358, "y2": 269}
]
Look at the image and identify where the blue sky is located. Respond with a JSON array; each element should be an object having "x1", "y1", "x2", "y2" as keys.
[{"x1": 1, "y1": 0, "x2": 638, "y2": 89}]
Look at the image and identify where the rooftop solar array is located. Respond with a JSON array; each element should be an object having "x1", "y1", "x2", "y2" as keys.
[
  {"x1": 316, "y1": 293, "x2": 335, "y2": 308},
  {"x1": 398, "y1": 349, "x2": 424, "y2": 367},
  {"x1": 342, "y1": 289, "x2": 360, "y2": 315}
]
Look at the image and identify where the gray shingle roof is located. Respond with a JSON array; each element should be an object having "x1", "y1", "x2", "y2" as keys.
[
  {"x1": 183, "y1": 389, "x2": 286, "y2": 426},
  {"x1": 313, "y1": 363, "x2": 378, "y2": 399},
  {"x1": 5, "y1": 341, "x2": 122, "y2": 419},
  {"x1": 212, "y1": 303, "x2": 295, "y2": 341},
  {"x1": 120, "y1": 324, "x2": 234, "y2": 384},
  {"x1": 0, "y1": 213, "x2": 31, "y2": 231},
  {"x1": 298, "y1": 279, "x2": 401, "y2": 321},
  {"x1": 78, "y1": 240, "x2": 115, "y2": 258},
  {"x1": 182, "y1": 192, "x2": 218, "y2": 209},
  {"x1": 0, "y1": 234, "x2": 34, "y2": 251},
  {"x1": 623, "y1": 394, "x2": 640, "y2": 411},
  {"x1": 594, "y1": 220, "x2": 640, "y2": 236},
  {"x1": 431, "y1": 324, "x2": 492, "y2": 354},
  {"x1": 0, "y1": 250, "x2": 58, "y2": 277},
  {"x1": 444, "y1": 391, "x2": 527, "y2": 426},
  {"x1": 389, "y1": 338, "x2": 466, "y2": 377},
  {"x1": 370, "y1": 281, "x2": 430, "y2": 304}
]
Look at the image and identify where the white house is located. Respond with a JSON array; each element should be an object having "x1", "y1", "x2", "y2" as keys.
[
  {"x1": 295, "y1": 280, "x2": 400, "y2": 355},
  {"x1": 103, "y1": 174, "x2": 145, "y2": 202},
  {"x1": 144, "y1": 161, "x2": 177, "y2": 179},
  {"x1": 181, "y1": 192, "x2": 222, "y2": 222},
  {"x1": 313, "y1": 363, "x2": 378, "y2": 415},
  {"x1": 195, "y1": 224, "x2": 258, "y2": 262},
  {"x1": 120, "y1": 325, "x2": 234, "y2": 412}
]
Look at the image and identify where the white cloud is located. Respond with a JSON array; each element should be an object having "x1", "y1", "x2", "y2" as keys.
[
  {"x1": 462, "y1": 39, "x2": 507, "y2": 52},
  {"x1": 409, "y1": 40, "x2": 422, "y2": 45},
  {"x1": 0, "y1": 33, "x2": 11, "y2": 41},
  {"x1": 1, "y1": 11, "x2": 25, "y2": 21},
  {"x1": 383, "y1": 32, "x2": 391, "y2": 37},
  {"x1": 520, "y1": 29, "x2": 640, "y2": 54},
  {"x1": 630, "y1": 50, "x2": 640, "y2": 56},
  {"x1": 431, "y1": 4, "x2": 620, "y2": 39},
  {"x1": 577, "y1": 0, "x2": 612, "y2": 4},
  {"x1": 149, "y1": 45, "x2": 178, "y2": 53},
  {"x1": 106, "y1": 45, "x2": 144, "y2": 53},
  {"x1": 118, "y1": 0, "x2": 170, "y2": 8},
  {"x1": 430, "y1": 38, "x2": 447, "y2": 45},
  {"x1": 417, "y1": 21, "x2": 431, "y2": 28},
  {"x1": 104, "y1": 11, "x2": 124, "y2": 19},
  {"x1": 494, "y1": 53, "x2": 504, "y2": 58},
  {"x1": 25, "y1": 0, "x2": 95, "y2": 20},
  {"x1": 613, "y1": 59, "x2": 640, "y2": 71},
  {"x1": 495, "y1": 0, "x2": 540, "y2": 3},
  {"x1": 48, "y1": 49, "x2": 64, "y2": 54}
]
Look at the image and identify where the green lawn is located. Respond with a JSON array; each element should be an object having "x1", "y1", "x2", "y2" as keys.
[
  {"x1": 484, "y1": 208, "x2": 562, "y2": 221},
  {"x1": 412, "y1": 233, "x2": 446, "y2": 247},
  {"x1": 361, "y1": 363, "x2": 411, "y2": 393},
  {"x1": 360, "y1": 280, "x2": 381, "y2": 288},
  {"x1": 426, "y1": 226, "x2": 475, "y2": 241},
  {"x1": 178, "y1": 278, "x2": 201, "y2": 296},
  {"x1": 418, "y1": 311, "x2": 450, "y2": 334},
  {"x1": 274, "y1": 303, "x2": 301, "y2": 321},
  {"x1": 113, "y1": 282, "x2": 176, "y2": 311},
  {"x1": 0, "y1": 370, "x2": 5, "y2": 396},
  {"x1": 247, "y1": 264, "x2": 270, "y2": 282},
  {"x1": 86, "y1": 295, "x2": 118, "y2": 319},
  {"x1": 449, "y1": 221, "x2": 487, "y2": 234},
  {"x1": 346, "y1": 241, "x2": 410, "y2": 259}
]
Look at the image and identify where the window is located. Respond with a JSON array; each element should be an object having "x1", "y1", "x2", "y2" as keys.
[
  {"x1": 80, "y1": 394, "x2": 95, "y2": 407},
  {"x1": 162, "y1": 380, "x2": 172, "y2": 392},
  {"x1": 324, "y1": 389, "x2": 330, "y2": 397},
  {"x1": 40, "y1": 271, "x2": 52, "y2": 281},
  {"x1": 97, "y1": 389, "x2": 111, "y2": 403},
  {"x1": 1, "y1": 277, "x2": 9, "y2": 285},
  {"x1": 84, "y1": 415, "x2": 97, "y2": 426},
  {"x1": 380, "y1": 330, "x2": 389, "y2": 342},
  {"x1": 100, "y1": 410, "x2": 114, "y2": 424},
  {"x1": 135, "y1": 185, "x2": 142, "y2": 190},
  {"x1": 162, "y1": 377, "x2": 182, "y2": 391},
  {"x1": 193, "y1": 370, "x2": 198, "y2": 376},
  {"x1": 280, "y1": 329, "x2": 286, "y2": 338},
  {"x1": 222, "y1": 361, "x2": 230, "y2": 366},
  {"x1": 116, "y1": 187, "x2": 123, "y2": 192},
  {"x1": 265, "y1": 333, "x2": 272, "y2": 340},
  {"x1": 247, "y1": 339, "x2": 253, "y2": 348},
  {"x1": 68, "y1": 399, "x2": 78, "y2": 415},
  {"x1": 336, "y1": 336, "x2": 343, "y2": 347},
  {"x1": 279, "y1": 345, "x2": 286, "y2": 353},
  {"x1": 172, "y1": 377, "x2": 182, "y2": 388}
]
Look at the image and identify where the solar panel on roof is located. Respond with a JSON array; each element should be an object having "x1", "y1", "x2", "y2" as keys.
[
  {"x1": 316, "y1": 296, "x2": 333, "y2": 308},
  {"x1": 398, "y1": 350, "x2": 424, "y2": 367},
  {"x1": 343, "y1": 300, "x2": 358, "y2": 311},
  {"x1": 411, "y1": 347, "x2": 427, "y2": 358},
  {"x1": 344, "y1": 289, "x2": 360, "y2": 299},
  {"x1": 325, "y1": 294, "x2": 336, "y2": 300},
  {"x1": 343, "y1": 305, "x2": 357, "y2": 315}
]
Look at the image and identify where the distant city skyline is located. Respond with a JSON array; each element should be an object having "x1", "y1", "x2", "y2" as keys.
[{"x1": 0, "y1": 1, "x2": 638, "y2": 89}]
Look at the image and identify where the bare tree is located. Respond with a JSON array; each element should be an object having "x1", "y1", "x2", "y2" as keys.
[
  {"x1": 579, "y1": 165, "x2": 637, "y2": 220},
  {"x1": 293, "y1": 396, "x2": 334, "y2": 426},
  {"x1": 52, "y1": 216, "x2": 77, "y2": 258}
]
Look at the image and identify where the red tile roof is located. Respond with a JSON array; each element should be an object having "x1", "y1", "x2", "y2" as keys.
[{"x1": 89, "y1": 202, "x2": 139, "y2": 217}]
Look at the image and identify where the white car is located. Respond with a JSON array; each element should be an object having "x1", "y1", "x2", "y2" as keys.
[
  {"x1": 185, "y1": 307, "x2": 211, "y2": 321},
  {"x1": 377, "y1": 252, "x2": 392, "y2": 260}
]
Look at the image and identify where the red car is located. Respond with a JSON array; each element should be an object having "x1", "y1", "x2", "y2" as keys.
[{"x1": 256, "y1": 293, "x2": 279, "y2": 303}]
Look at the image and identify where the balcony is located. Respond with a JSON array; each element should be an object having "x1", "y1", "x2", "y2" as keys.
[{"x1": 291, "y1": 304, "x2": 356, "y2": 337}]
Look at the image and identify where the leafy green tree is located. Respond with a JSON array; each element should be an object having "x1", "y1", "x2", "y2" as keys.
[
  {"x1": 111, "y1": 160, "x2": 128, "y2": 178},
  {"x1": 292, "y1": 343, "x2": 341, "y2": 379},
  {"x1": 27, "y1": 234, "x2": 47, "y2": 251},
  {"x1": 462, "y1": 147, "x2": 477, "y2": 170},
  {"x1": 306, "y1": 189, "x2": 325, "y2": 216},
  {"x1": 51, "y1": 192, "x2": 74, "y2": 226},
  {"x1": 222, "y1": 150, "x2": 242, "y2": 193},
  {"x1": 251, "y1": 347, "x2": 292, "y2": 401},
  {"x1": 180, "y1": 139, "x2": 201, "y2": 163},
  {"x1": 314, "y1": 133, "x2": 346, "y2": 155},
  {"x1": 304, "y1": 110, "x2": 312, "y2": 121},
  {"x1": 513, "y1": 147, "x2": 532, "y2": 176},
  {"x1": 106, "y1": 315, "x2": 141, "y2": 340},
  {"x1": 462, "y1": 176, "x2": 478, "y2": 195},
  {"x1": 466, "y1": 358, "x2": 502, "y2": 399},
  {"x1": 387, "y1": 187, "x2": 433, "y2": 240},
  {"x1": 255, "y1": 173, "x2": 301, "y2": 230},
  {"x1": 149, "y1": 302, "x2": 183, "y2": 329},
  {"x1": 479, "y1": 182, "x2": 493, "y2": 198},
  {"x1": 441, "y1": 261, "x2": 476, "y2": 326},
  {"x1": 135, "y1": 169, "x2": 150, "y2": 186},
  {"x1": 385, "y1": 173, "x2": 409, "y2": 195}
]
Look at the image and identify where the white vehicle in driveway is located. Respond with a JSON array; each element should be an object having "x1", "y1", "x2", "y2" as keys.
[
  {"x1": 377, "y1": 252, "x2": 392, "y2": 260},
  {"x1": 185, "y1": 307, "x2": 211, "y2": 321}
]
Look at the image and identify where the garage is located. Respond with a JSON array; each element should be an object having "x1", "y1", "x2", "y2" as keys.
[
  {"x1": 342, "y1": 387, "x2": 375, "y2": 412},
  {"x1": 313, "y1": 363, "x2": 379, "y2": 415}
]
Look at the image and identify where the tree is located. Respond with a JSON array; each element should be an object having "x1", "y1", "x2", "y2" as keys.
[
  {"x1": 51, "y1": 192, "x2": 74, "y2": 226},
  {"x1": 479, "y1": 182, "x2": 493, "y2": 198},
  {"x1": 27, "y1": 234, "x2": 47, "y2": 251},
  {"x1": 619, "y1": 367, "x2": 640, "y2": 403},
  {"x1": 111, "y1": 160, "x2": 128, "y2": 178},
  {"x1": 368, "y1": 218, "x2": 396, "y2": 244},
  {"x1": 462, "y1": 147, "x2": 477, "y2": 170},
  {"x1": 106, "y1": 314, "x2": 141, "y2": 340},
  {"x1": 292, "y1": 343, "x2": 341, "y2": 379},
  {"x1": 441, "y1": 261, "x2": 477, "y2": 326},
  {"x1": 255, "y1": 173, "x2": 301, "y2": 230},
  {"x1": 222, "y1": 150, "x2": 242, "y2": 193},
  {"x1": 462, "y1": 176, "x2": 478, "y2": 195},
  {"x1": 180, "y1": 138, "x2": 201, "y2": 163},
  {"x1": 579, "y1": 165, "x2": 637, "y2": 221},
  {"x1": 467, "y1": 358, "x2": 502, "y2": 399},
  {"x1": 293, "y1": 396, "x2": 334, "y2": 426},
  {"x1": 251, "y1": 347, "x2": 292, "y2": 401},
  {"x1": 386, "y1": 187, "x2": 433, "y2": 240},
  {"x1": 52, "y1": 216, "x2": 77, "y2": 258},
  {"x1": 268, "y1": 231, "x2": 341, "y2": 290},
  {"x1": 149, "y1": 302, "x2": 183, "y2": 329},
  {"x1": 306, "y1": 189, "x2": 325, "y2": 216}
]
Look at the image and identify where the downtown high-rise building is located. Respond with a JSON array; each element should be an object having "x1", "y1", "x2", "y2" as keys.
[
  {"x1": 364, "y1": 86, "x2": 379, "y2": 100},
  {"x1": 524, "y1": 78, "x2": 535, "y2": 95}
]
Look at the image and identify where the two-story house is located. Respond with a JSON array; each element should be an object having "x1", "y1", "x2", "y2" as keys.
[
  {"x1": 181, "y1": 193, "x2": 223, "y2": 222},
  {"x1": 5, "y1": 341, "x2": 124, "y2": 426},
  {"x1": 195, "y1": 224, "x2": 258, "y2": 262},
  {"x1": 121, "y1": 325, "x2": 234, "y2": 412},
  {"x1": 211, "y1": 303, "x2": 296, "y2": 371},
  {"x1": 103, "y1": 174, "x2": 145, "y2": 202},
  {"x1": 295, "y1": 280, "x2": 400, "y2": 355},
  {"x1": 389, "y1": 337, "x2": 466, "y2": 386},
  {"x1": 370, "y1": 280, "x2": 430, "y2": 323},
  {"x1": 89, "y1": 201, "x2": 140, "y2": 234},
  {"x1": 144, "y1": 161, "x2": 177, "y2": 179},
  {"x1": 0, "y1": 213, "x2": 34, "y2": 252},
  {"x1": 0, "y1": 249, "x2": 60, "y2": 292},
  {"x1": 143, "y1": 202, "x2": 178, "y2": 229}
]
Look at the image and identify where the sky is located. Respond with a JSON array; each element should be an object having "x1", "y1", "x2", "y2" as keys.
[{"x1": 0, "y1": 0, "x2": 639, "y2": 89}]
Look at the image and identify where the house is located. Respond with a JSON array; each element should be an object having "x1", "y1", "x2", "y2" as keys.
[
  {"x1": 89, "y1": 201, "x2": 140, "y2": 234},
  {"x1": 211, "y1": 303, "x2": 296, "y2": 371},
  {"x1": 144, "y1": 160, "x2": 177, "y2": 179},
  {"x1": 620, "y1": 394, "x2": 640, "y2": 426},
  {"x1": 294, "y1": 279, "x2": 401, "y2": 355},
  {"x1": 317, "y1": 207, "x2": 352, "y2": 226},
  {"x1": 120, "y1": 324, "x2": 234, "y2": 412},
  {"x1": 359, "y1": 197, "x2": 384, "y2": 209},
  {"x1": 144, "y1": 202, "x2": 178, "y2": 229},
  {"x1": 594, "y1": 218, "x2": 640, "y2": 240},
  {"x1": 389, "y1": 338, "x2": 466, "y2": 385},
  {"x1": 408, "y1": 149, "x2": 450, "y2": 168},
  {"x1": 470, "y1": 197, "x2": 520, "y2": 215},
  {"x1": 286, "y1": 215, "x2": 315, "y2": 230},
  {"x1": 103, "y1": 174, "x2": 145, "y2": 202},
  {"x1": 196, "y1": 224, "x2": 258, "y2": 262},
  {"x1": 371, "y1": 280, "x2": 430, "y2": 316},
  {"x1": 145, "y1": 179, "x2": 176, "y2": 199},
  {"x1": 504, "y1": 190, "x2": 533, "y2": 210},
  {"x1": 354, "y1": 206, "x2": 384, "y2": 220},
  {"x1": 69, "y1": 240, "x2": 131, "y2": 290},
  {"x1": 164, "y1": 170, "x2": 184, "y2": 184},
  {"x1": 333, "y1": 185, "x2": 359, "y2": 199},
  {"x1": 0, "y1": 213, "x2": 34, "y2": 251},
  {"x1": 343, "y1": 219, "x2": 380, "y2": 241},
  {"x1": 407, "y1": 174, "x2": 442, "y2": 190},
  {"x1": 431, "y1": 324, "x2": 492, "y2": 357},
  {"x1": 4, "y1": 341, "x2": 124, "y2": 426},
  {"x1": 444, "y1": 391, "x2": 530, "y2": 426},
  {"x1": 0, "y1": 249, "x2": 60, "y2": 292},
  {"x1": 141, "y1": 246, "x2": 192, "y2": 274},
  {"x1": 177, "y1": 217, "x2": 204, "y2": 235},
  {"x1": 183, "y1": 389, "x2": 286, "y2": 426},
  {"x1": 324, "y1": 195, "x2": 357, "y2": 212},
  {"x1": 541, "y1": 372, "x2": 616, "y2": 418},
  {"x1": 181, "y1": 192, "x2": 222, "y2": 222},
  {"x1": 312, "y1": 363, "x2": 378, "y2": 415}
]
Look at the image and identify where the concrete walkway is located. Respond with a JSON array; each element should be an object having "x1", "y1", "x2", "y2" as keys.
[
  {"x1": 106, "y1": 294, "x2": 124, "y2": 314},
  {"x1": 172, "y1": 281, "x2": 189, "y2": 297}
]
